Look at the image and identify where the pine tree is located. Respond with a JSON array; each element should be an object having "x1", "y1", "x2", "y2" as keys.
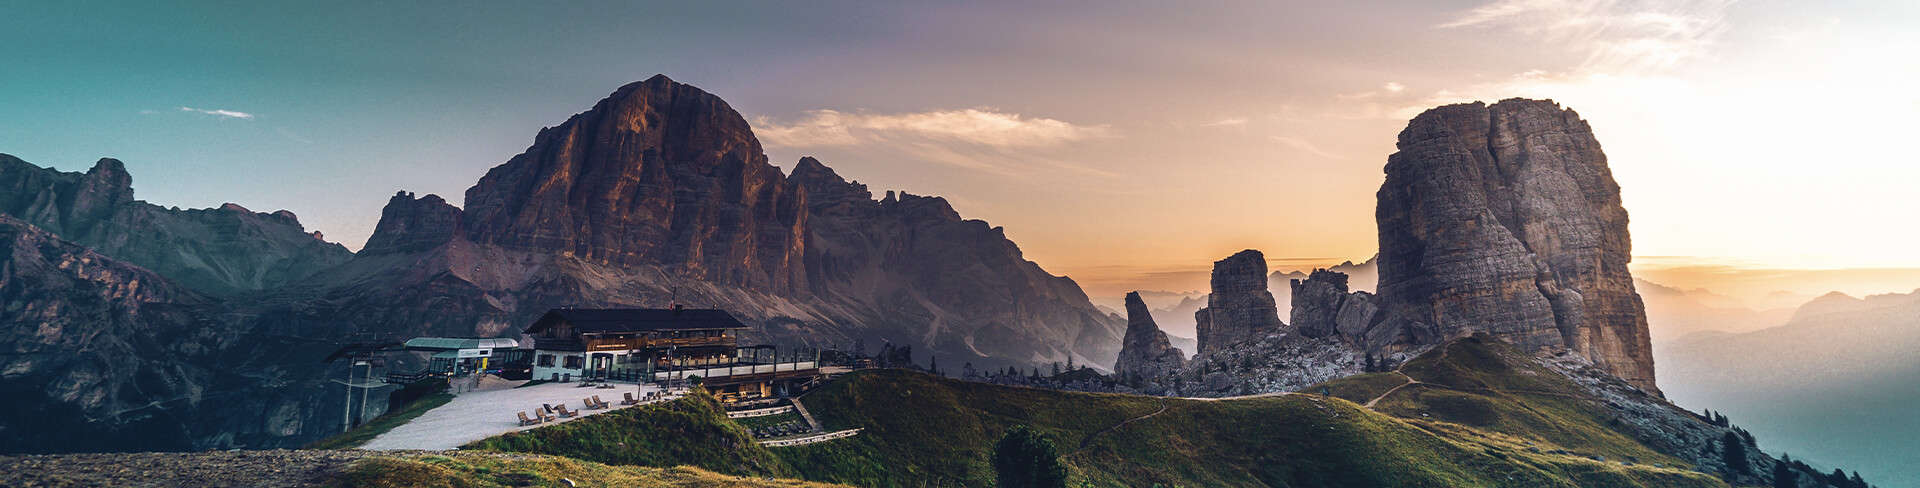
[
  {"x1": 1721, "y1": 432, "x2": 1749, "y2": 475},
  {"x1": 929, "y1": 355, "x2": 940, "y2": 376},
  {"x1": 1771, "y1": 459, "x2": 1797, "y2": 488},
  {"x1": 1850, "y1": 471, "x2": 1867, "y2": 488},
  {"x1": 1829, "y1": 468, "x2": 1847, "y2": 486},
  {"x1": 1052, "y1": 362, "x2": 1061, "y2": 377}
]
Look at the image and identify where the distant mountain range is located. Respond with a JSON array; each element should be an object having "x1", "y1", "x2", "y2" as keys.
[{"x1": 1658, "y1": 288, "x2": 1920, "y2": 484}]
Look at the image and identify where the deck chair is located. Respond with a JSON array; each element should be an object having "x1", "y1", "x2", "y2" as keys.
[
  {"x1": 518, "y1": 411, "x2": 542, "y2": 426},
  {"x1": 542, "y1": 403, "x2": 556, "y2": 414},
  {"x1": 537, "y1": 408, "x2": 557, "y2": 422},
  {"x1": 621, "y1": 392, "x2": 639, "y2": 405},
  {"x1": 555, "y1": 404, "x2": 578, "y2": 418},
  {"x1": 592, "y1": 395, "x2": 611, "y2": 408}
]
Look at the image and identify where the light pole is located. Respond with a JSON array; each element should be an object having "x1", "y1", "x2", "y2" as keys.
[
  {"x1": 341, "y1": 358, "x2": 356, "y2": 433},
  {"x1": 357, "y1": 360, "x2": 372, "y2": 425}
]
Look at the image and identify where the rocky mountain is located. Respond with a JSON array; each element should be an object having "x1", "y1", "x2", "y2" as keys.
[
  {"x1": 1289, "y1": 269, "x2": 1384, "y2": 343},
  {"x1": 1659, "y1": 288, "x2": 1920, "y2": 484},
  {"x1": 1374, "y1": 99, "x2": 1658, "y2": 393},
  {"x1": 0, "y1": 215, "x2": 345, "y2": 453},
  {"x1": 460, "y1": 76, "x2": 809, "y2": 294},
  {"x1": 786, "y1": 156, "x2": 1121, "y2": 368},
  {"x1": 0, "y1": 155, "x2": 352, "y2": 295},
  {"x1": 1192, "y1": 250, "x2": 1285, "y2": 355},
  {"x1": 0, "y1": 75, "x2": 1125, "y2": 453},
  {"x1": 1112, "y1": 291, "x2": 1185, "y2": 379}
]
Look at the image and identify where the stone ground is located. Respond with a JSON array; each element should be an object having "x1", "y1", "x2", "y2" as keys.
[
  {"x1": 359, "y1": 380, "x2": 669, "y2": 451},
  {"x1": 0, "y1": 449, "x2": 377, "y2": 488}
]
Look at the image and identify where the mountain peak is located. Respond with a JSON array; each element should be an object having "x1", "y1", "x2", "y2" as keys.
[{"x1": 459, "y1": 75, "x2": 804, "y2": 292}]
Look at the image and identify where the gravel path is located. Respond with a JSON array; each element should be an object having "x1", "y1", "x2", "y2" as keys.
[{"x1": 360, "y1": 381, "x2": 667, "y2": 451}]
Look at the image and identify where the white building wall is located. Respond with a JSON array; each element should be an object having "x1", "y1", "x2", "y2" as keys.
[{"x1": 531, "y1": 350, "x2": 587, "y2": 382}]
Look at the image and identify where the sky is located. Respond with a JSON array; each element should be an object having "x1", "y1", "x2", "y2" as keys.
[{"x1": 3, "y1": 0, "x2": 1918, "y2": 303}]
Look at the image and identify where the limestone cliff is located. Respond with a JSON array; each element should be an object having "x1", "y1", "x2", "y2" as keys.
[
  {"x1": 1113, "y1": 292, "x2": 1186, "y2": 378},
  {"x1": 1193, "y1": 249, "x2": 1284, "y2": 355},
  {"x1": 1375, "y1": 99, "x2": 1657, "y2": 392},
  {"x1": 461, "y1": 74, "x2": 809, "y2": 294}
]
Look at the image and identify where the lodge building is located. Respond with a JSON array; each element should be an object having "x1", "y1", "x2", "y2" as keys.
[{"x1": 524, "y1": 307, "x2": 821, "y2": 402}]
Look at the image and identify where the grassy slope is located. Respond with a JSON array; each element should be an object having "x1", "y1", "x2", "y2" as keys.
[
  {"x1": 319, "y1": 452, "x2": 848, "y2": 488},
  {"x1": 304, "y1": 392, "x2": 455, "y2": 450},
  {"x1": 780, "y1": 370, "x2": 1720, "y2": 488},
  {"x1": 462, "y1": 340, "x2": 1727, "y2": 487},
  {"x1": 1330, "y1": 337, "x2": 1691, "y2": 467},
  {"x1": 462, "y1": 389, "x2": 790, "y2": 477}
]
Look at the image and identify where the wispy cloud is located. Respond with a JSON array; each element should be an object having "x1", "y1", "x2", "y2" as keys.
[
  {"x1": 1200, "y1": 117, "x2": 1250, "y2": 127},
  {"x1": 1270, "y1": 135, "x2": 1343, "y2": 160},
  {"x1": 178, "y1": 106, "x2": 255, "y2": 119},
  {"x1": 1438, "y1": 0, "x2": 1733, "y2": 73},
  {"x1": 753, "y1": 108, "x2": 1111, "y2": 148},
  {"x1": 754, "y1": 108, "x2": 1118, "y2": 179}
]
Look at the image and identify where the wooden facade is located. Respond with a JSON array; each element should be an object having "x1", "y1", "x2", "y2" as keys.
[{"x1": 522, "y1": 307, "x2": 821, "y2": 402}]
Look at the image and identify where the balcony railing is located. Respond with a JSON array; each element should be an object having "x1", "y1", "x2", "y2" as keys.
[
  {"x1": 654, "y1": 361, "x2": 819, "y2": 381},
  {"x1": 535, "y1": 335, "x2": 735, "y2": 352}
]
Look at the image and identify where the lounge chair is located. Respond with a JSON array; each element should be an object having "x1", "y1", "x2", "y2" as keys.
[
  {"x1": 621, "y1": 392, "x2": 639, "y2": 405},
  {"x1": 582, "y1": 397, "x2": 602, "y2": 410},
  {"x1": 518, "y1": 411, "x2": 543, "y2": 426},
  {"x1": 555, "y1": 404, "x2": 578, "y2": 418},
  {"x1": 538, "y1": 408, "x2": 557, "y2": 422},
  {"x1": 592, "y1": 395, "x2": 611, "y2": 408},
  {"x1": 542, "y1": 403, "x2": 556, "y2": 414}
]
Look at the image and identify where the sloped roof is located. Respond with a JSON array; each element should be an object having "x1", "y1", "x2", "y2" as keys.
[
  {"x1": 403, "y1": 337, "x2": 520, "y2": 351},
  {"x1": 524, "y1": 308, "x2": 747, "y2": 334}
]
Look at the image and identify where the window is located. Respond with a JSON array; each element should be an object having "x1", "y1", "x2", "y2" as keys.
[
  {"x1": 537, "y1": 354, "x2": 555, "y2": 367},
  {"x1": 563, "y1": 355, "x2": 583, "y2": 369}
]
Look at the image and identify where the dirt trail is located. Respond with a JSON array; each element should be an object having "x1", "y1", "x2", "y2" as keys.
[
  {"x1": 1362, "y1": 372, "x2": 1420, "y2": 408},
  {"x1": 1074, "y1": 402, "x2": 1172, "y2": 452}
]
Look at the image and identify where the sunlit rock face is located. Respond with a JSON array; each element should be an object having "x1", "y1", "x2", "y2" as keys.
[
  {"x1": 0, "y1": 155, "x2": 352, "y2": 296},
  {"x1": 1193, "y1": 249, "x2": 1285, "y2": 355},
  {"x1": 1374, "y1": 98, "x2": 1657, "y2": 393},
  {"x1": 1114, "y1": 292, "x2": 1186, "y2": 378},
  {"x1": 460, "y1": 75, "x2": 810, "y2": 294}
]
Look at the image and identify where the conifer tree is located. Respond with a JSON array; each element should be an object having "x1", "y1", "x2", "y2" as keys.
[
  {"x1": 1721, "y1": 431, "x2": 1749, "y2": 475},
  {"x1": 1771, "y1": 459, "x2": 1797, "y2": 488}
]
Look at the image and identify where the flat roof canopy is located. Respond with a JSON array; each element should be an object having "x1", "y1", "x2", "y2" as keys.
[
  {"x1": 403, "y1": 337, "x2": 520, "y2": 351},
  {"x1": 524, "y1": 308, "x2": 748, "y2": 334}
]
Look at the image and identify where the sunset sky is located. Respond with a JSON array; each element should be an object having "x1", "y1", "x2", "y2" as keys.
[{"x1": 4, "y1": 1, "x2": 1917, "y2": 302}]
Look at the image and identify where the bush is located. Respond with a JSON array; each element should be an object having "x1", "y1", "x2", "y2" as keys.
[{"x1": 993, "y1": 425, "x2": 1068, "y2": 488}]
